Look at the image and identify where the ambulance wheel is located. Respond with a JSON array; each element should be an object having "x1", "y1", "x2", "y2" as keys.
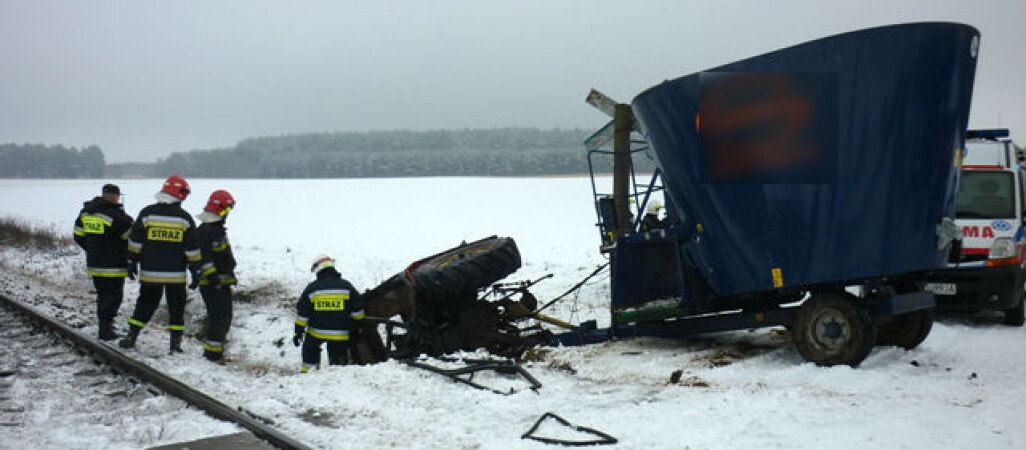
[
  {"x1": 876, "y1": 309, "x2": 934, "y2": 349},
  {"x1": 1003, "y1": 296, "x2": 1025, "y2": 327},
  {"x1": 793, "y1": 292, "x2": 877, "y2": 367},
  {"x1": 411, "y1": 237, "x2": 522, "y2": 300}
]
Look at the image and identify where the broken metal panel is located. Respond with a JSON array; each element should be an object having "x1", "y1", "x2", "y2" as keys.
[
  {"x1": 358, "y1": 238, "x2": 555, "y2": 363},
  {"x1": 584, "y1": 120, "x2": 614, "y2": 151},
  {"x1": 586, "y1": 89, "x2": 641, "y2": 131}
]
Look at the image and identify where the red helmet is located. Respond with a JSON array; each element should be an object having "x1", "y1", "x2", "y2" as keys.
[
  {"x1": 204, "y1": 189, "x2": 236, "y2": 217},
  {"x1": 161, "y1": 174, "x2": 191, "y2": 200}
]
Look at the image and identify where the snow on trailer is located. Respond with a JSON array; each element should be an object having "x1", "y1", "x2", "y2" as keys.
[{"x1": 567, "y1": 23, "x2": 981, "y2": 367}]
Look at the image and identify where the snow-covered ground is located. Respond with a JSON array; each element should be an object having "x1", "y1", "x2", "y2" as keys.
[{"x1": 1, "y1": 177, "x2": 1025, "y2": 449}]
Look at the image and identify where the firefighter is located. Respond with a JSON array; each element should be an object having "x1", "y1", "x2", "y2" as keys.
[
  {"x1": 73, "y1": 183, "x2": 134, "y2": 340},
  {"x1": 119, "y1": 175, "x2": 203, "y2": 354},
  {"x1": 640, "y1": 201, "x2": 665, "y2": 232},
  {"x1": 192, "y1": 190, "x2": 238, "y2": 362},
  {"x1": 294, "y1": 255, "x2": 366, "y2": 372}
]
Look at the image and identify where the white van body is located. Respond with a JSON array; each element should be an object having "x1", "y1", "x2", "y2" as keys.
[
  {"x1": 925, "y1": 129, "x2": 1026, "y2": 325},
  {"x1": 956, "y1": 138, "x2": 1023, "y2": 261}
]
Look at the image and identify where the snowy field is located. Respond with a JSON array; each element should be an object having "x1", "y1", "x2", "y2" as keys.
[{"x1": 1, "y1": 177, "x2": 1025, "y2": 449}]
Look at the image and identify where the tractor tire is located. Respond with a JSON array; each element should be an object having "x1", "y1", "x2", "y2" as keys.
[
  {"x1": 1003, "y1": 296, "x2": 1025, "y2": 327},
  {"x1": 876, "y1": 309, "x2": 934, "y2": 350},
  {"x1": 793, "y1": 292, "x2": 877, "y2": 367},
  {"x1": 410, "y1": 237, "x2": 522, "y2": 303}
]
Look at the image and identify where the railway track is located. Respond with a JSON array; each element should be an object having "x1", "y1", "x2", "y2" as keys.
[{"x1": 0, "y1": 291, "x2": 312, "y2": 450}]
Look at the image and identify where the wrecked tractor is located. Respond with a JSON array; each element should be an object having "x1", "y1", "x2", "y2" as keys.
[{"x1": 352, "y1": 236, "x2": 555, "y2": 363}]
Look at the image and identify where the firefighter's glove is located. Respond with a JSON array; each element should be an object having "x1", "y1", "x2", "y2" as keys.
[{"x1": 293, "y1": 324, "x2": 305, "y2": 347}]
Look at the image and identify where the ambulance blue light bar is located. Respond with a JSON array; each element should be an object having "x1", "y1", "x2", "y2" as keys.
[{"x1": 967, "y1": 129, "x2": 1010, "y2": 140}]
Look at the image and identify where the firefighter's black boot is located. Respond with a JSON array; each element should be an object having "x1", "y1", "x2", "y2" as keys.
[
  {"x1": 118, "y1": 326, "x2": 140, "y2": 349},
  {"x1": 98, "y1": 320, "x2": 118, "y2": 341},
  {"x1": 169, "y1": 330, "x2": 184, "y2": 355},
  {"x1": 203, "y1": 349, "x2": 224, "y2": 363}
]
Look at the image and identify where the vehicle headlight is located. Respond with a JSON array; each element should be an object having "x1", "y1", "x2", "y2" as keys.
[{"x1": 989, "y1": 237, "x2": 1017, "y2": 259}]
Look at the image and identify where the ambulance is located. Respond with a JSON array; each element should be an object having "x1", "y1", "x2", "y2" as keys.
[{"x1": 925, "y1": 129, "x2": 1025, "y2": 325}]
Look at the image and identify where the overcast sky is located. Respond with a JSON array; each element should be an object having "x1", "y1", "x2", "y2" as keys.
[{"x1": 1, "y1": 0, "x2": 1023, "y2": 163}]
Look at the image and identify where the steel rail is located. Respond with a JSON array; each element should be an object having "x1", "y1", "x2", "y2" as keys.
[{"x1": 0, "y1": 292, "x2": 312, "y2": 450}]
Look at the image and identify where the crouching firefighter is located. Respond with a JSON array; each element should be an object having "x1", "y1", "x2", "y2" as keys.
[
  {"x1": 119, "y1": 175, "x2": 203, "y2": 354},
  {"x1": 73, "y1": 183, "x2": 134, "y2": 340},
  {"x1": 294, "y1": 255, "x2": 366, "y2": 372},
  {"x1": 192, "y1": 190, "x2": 238, "y2": 362}
]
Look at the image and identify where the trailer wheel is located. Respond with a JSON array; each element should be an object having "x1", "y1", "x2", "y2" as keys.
[
  {"x1": 794, "y1": 292, "x2": 876, "y2": 367},
  {"x1": 876, "y1": 309, "x2": 933, "y2": 349},
  {"x1": 1003, "y1": 296, "x2": 1025, "y2": 327},
  {"x1": 411, "y1": 237, "x2": 522, "y2": 301}
]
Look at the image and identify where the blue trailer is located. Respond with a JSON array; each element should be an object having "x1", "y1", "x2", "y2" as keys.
[{"x1": 568, "y1": 23, "x2": 980, "y2": 366}]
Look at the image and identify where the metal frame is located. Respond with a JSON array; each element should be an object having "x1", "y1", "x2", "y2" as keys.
[
  {"x1": 521, "y1": 412, "x2": 618, "y2": 446},
  {"x1": 404, "y1": 357, "x2": 542, "y2": 395},
  {"x1": 586, "y1": 146, "x2": 667, "y2": 243},
  {"x1": 555, "y1": 290, "x2": 935, "y2": 346}
]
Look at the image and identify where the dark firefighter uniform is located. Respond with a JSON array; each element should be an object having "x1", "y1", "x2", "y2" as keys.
[
  {"x1": 295, "y1": 267, "x2": 366, "y2": 372},
  {"x1": 73, "y1": 193, "x2": 134, "y2": 340},
  {"x1": 195, "y1": 221, "x2": 238, "y2": 361},
  {"x1": 122, "y1": 202, "x2": 202, "y2": 351}
]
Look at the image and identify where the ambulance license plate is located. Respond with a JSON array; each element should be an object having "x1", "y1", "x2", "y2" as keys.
[{"x1": 924, "y1": 282, "x2": 957, "y2": 295}]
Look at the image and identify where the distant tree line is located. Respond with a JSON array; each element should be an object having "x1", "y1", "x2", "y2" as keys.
[
  {"x1": 155, "y1": 128, "x2": 652, "y2": 178},
  {"x1": 0, "y1": 128, "x2": 660, "y2": 179},
  {"x1": 105, "y1": 162, "x2": 155, "y2": 179},
  {"x1": 0, "y1": 143, "x2": 105, "y2": 178}
]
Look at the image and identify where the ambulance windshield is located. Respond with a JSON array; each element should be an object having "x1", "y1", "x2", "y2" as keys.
[{"x1": 956, "y1": 171, "x2": 1015, "y2": 219}]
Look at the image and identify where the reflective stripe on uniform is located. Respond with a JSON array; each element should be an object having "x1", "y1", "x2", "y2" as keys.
[
  {"x1": 310, "y1": 289, "x2": 349, "y2": 311},
  {"x1": 139, "y1": 270, "x2": 187, "y2": 284},
  {"x1": 167, "y1": 324, "x2": 185, "y2": 331},
  {"x1": 87, "y1": 267, "x2": 129, "y2": 278},
  {"x1": 127, "y1": 239, "x2": 142, "y2": 253},
  {"x1": 199, "y1": 262, "x2": 216, "y2": 276},
  {"x1": 350, "y1": 309, "x2": 366, "y2": 320},
  {"x1": 73, "y1": 226, "x2": 85, "y2": 237},
  {"x1": 212, "y1": 239, "x2": 229, "y2": 252},
  {"x1": 83, "y1": 212, "x2": 114, "y2": 224},
  {"x1": 199, "y1": 275, "x2": 237, "y2": 286},
  {"x1": 141, "y1": 215, "x2": 189, "y2": 229},
  {"x1": 295, "y1": 317, "x2": 308, "y2": 327},
  {"x1": 185, "y1": 249, "x2": 202, "y2": 262},
  {"x1": 128, "y1": 318, "x2": 147, "y2": 329},
  {"x1": 306, "y1": 328, "x2": 350, "y2": 341},
  {"x1": 120, "y1": 229, "x2": 131, "y2": 241},
  {"x1": 204, "y1": 341, "x2": 224, "y2": 352},
  {"x1": 300, "y1": 365, "x2": 312, "y2": 373},
  {"x1": 310, "y1": 288, "x2": 350, "y2": 298}
]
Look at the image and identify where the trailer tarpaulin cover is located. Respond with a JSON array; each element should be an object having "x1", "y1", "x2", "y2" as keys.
[{"x1": 631, "y1": 23, "x2": 979, "y2": 297}]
